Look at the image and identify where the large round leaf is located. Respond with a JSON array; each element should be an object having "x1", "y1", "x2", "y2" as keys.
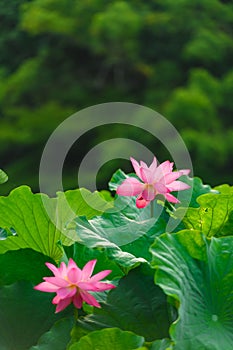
[
  {"x1": 175, "y1": 189, "x2": 233, "y2": 237},
  {"x1": 29, "y1": 317, "x2": 74, "y2": 350},
  {"x1": 150, "y1": 230, "x2": 233, "y2": 350},
  {"x1": 0, "y1": 248, "x2": 55, "y2": 285},
  {"x1": 72, "y1": 178, "x2": 167, "y2": 268},
  {"x1": 150, "y1": 339, "x2": 173, "y2": 350},
  {"x1": 73, "y1": 214, "x2": 165, "y2": 270},
  {"x1": 69, "y1": 328, "x2": 144, "y2": 350},
  {"x1": 0, "y1": 186, "x2": 112, "y2": 261},
  {"x1": 66, "y1": 242, "x2": 124, "y2": 279},
  {"x1": 77, "y1": 267, "x2": 173, "y2": 341},
  {"x1": 172, "y1": 176, "x2": 214, "y2": 208},
  {"x1": 0, "y1": 281, "x2": 72, "y2": 350}
]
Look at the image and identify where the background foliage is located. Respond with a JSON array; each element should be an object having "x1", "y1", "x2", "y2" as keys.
[{"x1": 0, "y1": 0, "x2": 232, "y2": 194}]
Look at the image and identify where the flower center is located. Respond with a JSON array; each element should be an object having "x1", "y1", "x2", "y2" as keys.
[{"x1": 144, "y1": 184, "x2": 156, "y2": 199}]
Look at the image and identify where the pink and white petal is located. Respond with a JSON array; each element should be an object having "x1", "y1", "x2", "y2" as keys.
[
  {"x1": 67, "y1": 267, "x2": 81, "y2": 284},
  {"x1": 45, "y1": 262, "x2": 59, "y2": 276},
  {"x1": 72, "y1": 292, "x2": 83, "y2": 309},
  {"x1": 116, "y1": 178, "x2": 144, "y2": 196},
  {"x1": 164, "y1": 171, "x2": 183, "y2": 184},
  {"x1": 43, "y1": 276, "x2": 69, "y2": 288},
  {"x1": 81, "y1": 259, "x2": 97, "y2": 280},
  {"x1": 89, "y1": 282, "x2": 116, "y2": 291},
  {"x1": 34, "y1": 281, "x2": 59, "y2": 293},
  {"x1": 159, "y1": 160, "x2": 173, "y2": 174},
  {"x1": 68, "y1": 258, "x2": 80, "y2": 271},
  {"x1": 80, "y1": 290, "x2": 100, "y2": 308},
  {"x1": 164, "y1": 193, "x2": 180, "y2": 203},
  {"x1": 142, "y1": 186, "x2": 156, "y2": 201},
  {"x1": 57, "y1": 286, "x2": 77, "y2": 299},
  {"x1": 179, "y1": 169, "x2": 190, "y2": 176},
  {"x1": 57, "y1": 262, "x2": 67, "y2": 277},
  {"x1": 90, "y1": 270, "x2": 112, "y2": 282},
  {"x1": 130, "y1": 157, "x2": 142, "y2": 179},
  {"x1": 140, "y1": 160, "x2": 149, "y2": 169},
  {"x1": 136, "y1": 196, "x2": 150, "y2": 208},
  {"x1": 52, "y1": 294, "x2": 60, "y2": 304},
  {"x1": 153, "y1": 161, "x2": 171, "y2": 182},
  {"x1": 78, "y1": 280, "x2": 115, "y2": 292},
  {"x1": 154, "y1": 182, "x2": 168, "y2": 194},
  {"x1": 149, "y1": 157, "x2": 158, "y2": 173},
  {"x1": 167, "y1": 181, "x2": 190, "y2": 191},
  {"x1": 55, "y1": 297, "x2": 72, "y2": 313},
  {"x1": 169, "y1": 162, "x2": 174, "y2": 172},
  {"x1": 78, "y1": 281, "x2": 97, "y2": 291},
  {"x1": 140, "y1": 167, "x2": 154, "y2": 183}
]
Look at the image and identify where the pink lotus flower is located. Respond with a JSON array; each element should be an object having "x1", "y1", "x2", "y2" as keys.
[
  {"x1": 116, "y1": 157, "x2": 190, "y2": 208},
  {"x1": 34, "y1": 259, "x2": 116, "y2": 313}
]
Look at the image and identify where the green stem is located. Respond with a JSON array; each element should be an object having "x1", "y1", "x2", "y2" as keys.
[
  {"x1": 56, "y1": 240, "x2": 69, "y2": 265},
  {"x1": 166, "y1": 201, "x2": 176, "y2": 213},
  {"x1": 74, "y1": 307, "x2": 79, "y2": 321},
  {"x1": 150, "y1": 200, "x2": 154, "y2": 218}
]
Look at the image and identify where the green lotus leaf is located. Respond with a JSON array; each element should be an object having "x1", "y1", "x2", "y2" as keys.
[
  {"x1": 29, "y1": 317, "x2": 74, "y2": 350},
  {"x1": 0, "y1": 186, "x2": 112, "y2": 261},
  {"x1": 68, "y1": 328, "x2": 145, "y2": 350},
  {"x1": 66, "y1": 242, "x2": 124, "y2": 279},
  {"x1": 175, "y1": 189, "x2": 233, "y2": 237},
  {"x1": 150, "y1": 230, "x2": 233, "y2": 350},
  {"x1": 72, "y1": 212, "x2": 165, "y2": 269},
  {"x1": 109, "y1": 168, "x2": 137, "y2": 192},
  {"x1": 0, "y1": 248, "x2": 55, "y2": 285},
  {"x1": 76, "y1": 267, "x2": 173, "y2": 342},
  {"x1": 174, "y1": 175, "x2": 214, "y2": 208},
  {"x1": 0, "y1": 281, "x2": 72, "y2": 350},
  {"x1": 214, "y1": 184, "x2": 233, "y2": 194},
  {"x1": 150, "y1": 339, "x2": 173, "y2": 350},
  {"x1": 72, "y1": 179, "x2": 167, "y2": 268}
]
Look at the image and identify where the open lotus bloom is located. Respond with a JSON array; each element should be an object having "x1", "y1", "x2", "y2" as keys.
[
  {"x1": 116, "y1": 157, "x2": 190, "y2": 208},
  {"x1": 34, "y1": 259, "x2": 115, "y2": 313}
]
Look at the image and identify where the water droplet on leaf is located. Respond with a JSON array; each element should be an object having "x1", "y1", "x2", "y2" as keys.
[{"x1": 212, "y1": 314, "x2": 218, "y2": 322}]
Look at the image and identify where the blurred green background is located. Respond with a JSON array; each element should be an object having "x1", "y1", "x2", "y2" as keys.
[{"x1": 0, "y1": 0, "x2": 232, "y2": 194}]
